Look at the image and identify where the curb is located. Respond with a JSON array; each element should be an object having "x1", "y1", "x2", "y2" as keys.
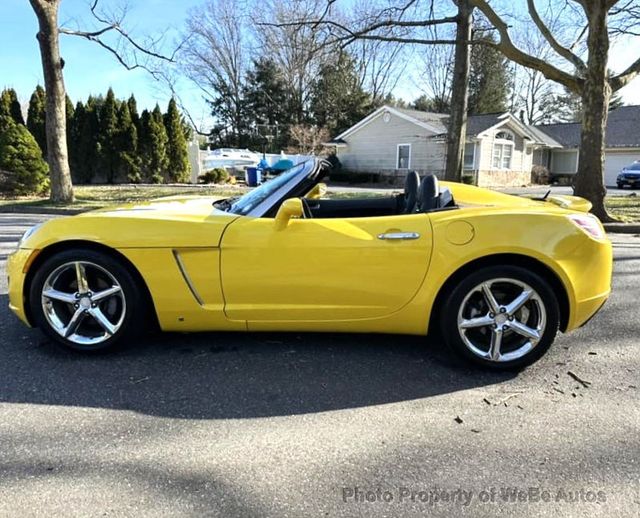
[
  {"x1": 0, "y1": 206, "x2": 85, "y2": 216},
  {"x1": 603, "y1": 223, "x2": 640, "y2": 234}
]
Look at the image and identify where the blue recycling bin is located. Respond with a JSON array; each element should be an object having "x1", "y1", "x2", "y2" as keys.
[{"x1": 246, "y1": 167, "x2": 261, "y2": 187}]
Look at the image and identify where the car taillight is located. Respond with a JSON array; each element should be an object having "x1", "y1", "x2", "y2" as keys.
[{"x1": 568, "y1": 214, "x2": 606, "y2": 240}]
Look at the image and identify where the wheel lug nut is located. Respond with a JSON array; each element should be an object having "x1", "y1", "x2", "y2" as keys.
[
  {"x1": 489, "y1": 313, "x2": 495, "y2": 318},
  {"x1": 74, "y1": 303, "x2": 79, "y2": 309},
  {"x1": 509, "y1": 316, "x2": 514, "y2": 321},
  {"x1": 499, "y1": 307, "x2": 506, "y2": 313}
]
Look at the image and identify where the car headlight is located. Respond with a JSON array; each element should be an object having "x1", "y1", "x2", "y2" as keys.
[{"x1": 17, "y1": 223, "x2": 42, "y2": 249}]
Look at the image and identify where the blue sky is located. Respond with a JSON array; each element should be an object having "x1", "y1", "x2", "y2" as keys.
[
  {"x1": 1, "y1": 0, "x2": 640, "y2": 129},
  {"x1": 0, "y1": 0, "x2": 207, "y2": 120}
]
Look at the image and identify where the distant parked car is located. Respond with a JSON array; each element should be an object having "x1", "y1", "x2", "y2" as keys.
[{"x1": 617, "y1": 162, "x2": 640, "y2": 189}]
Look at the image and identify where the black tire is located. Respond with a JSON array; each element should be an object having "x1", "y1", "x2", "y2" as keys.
[
  {"x1": 440, "y1": 265, "x2": 560, "y2": 370},
  {"x1": 29, "y1": 248, "x2": 146, "y2": 352}
]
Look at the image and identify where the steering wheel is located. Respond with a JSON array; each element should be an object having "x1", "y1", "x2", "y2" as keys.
[
  {"x1": 301, "y1": 198, "x2": 313, "y2": 219},
  {"x1": 403, "y1": 171, "x2": 420, "y2": 213}
]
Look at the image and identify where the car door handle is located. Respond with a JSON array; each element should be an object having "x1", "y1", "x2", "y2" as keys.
[{"x1": 377, "y1": 232, "x2": 421, "y2": 240}]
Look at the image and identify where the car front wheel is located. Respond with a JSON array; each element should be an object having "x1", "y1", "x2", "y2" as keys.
[
  {"x1": 29, "y1": 248, "x2": 145, "y2": 352},
  {"x1": 441, "y1": 265, "x2": 560, "y2": 369}
]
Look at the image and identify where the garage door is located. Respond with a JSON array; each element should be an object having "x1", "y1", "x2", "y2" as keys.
[{"x1": 604, "y1": 151, "x2": 640, "y2": 186}]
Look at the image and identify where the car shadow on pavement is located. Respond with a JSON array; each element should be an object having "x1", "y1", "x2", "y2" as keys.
[{"x1": 0, "y1": 295, "x2": 515, "y2": 419}]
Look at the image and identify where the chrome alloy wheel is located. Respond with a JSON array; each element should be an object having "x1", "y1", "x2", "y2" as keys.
[
  {"x1": 456, "y1": 278, "x2": 547, "y2": 363},
  {"x1": 40, "y1": 261, "x2": 126, "y2": 346}
]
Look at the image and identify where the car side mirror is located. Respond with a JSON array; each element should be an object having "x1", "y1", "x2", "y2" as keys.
[
  {"x1": 306, "y1": 182, "x2": 327, "y2": 200},
  {"x1": 275, "y1": 198, "x2": 304, "y2": 229}
]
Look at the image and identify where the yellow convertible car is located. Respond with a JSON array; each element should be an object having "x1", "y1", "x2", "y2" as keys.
[{"x1": 7, "y1": 159, "x2": 612, "y2": 369}]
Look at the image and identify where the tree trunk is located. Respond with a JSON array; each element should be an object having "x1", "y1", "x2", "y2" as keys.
[
  {"x1": 29, "y1": 0, "x2": 74, "y2": 203},
  {"x1": 444, "y1": 0, "x2": 472, "y2": 182},
  {"x1": 573, "y1": 2, "x2": 610, "y2": 221}
]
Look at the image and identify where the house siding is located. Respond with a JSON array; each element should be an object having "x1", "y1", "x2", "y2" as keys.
[
  {"x1": 476, "y1": 123, "x2": 532, "y2": 173},
  {"x1": 473, "y1": 122, "x2": 533, "y2": 187},
  {"x1": 337, "y1": 111, "x2": 447, "y2": 177}
]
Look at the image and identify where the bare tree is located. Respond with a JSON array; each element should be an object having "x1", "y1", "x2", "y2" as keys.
[
  {"x1": 417, "y1": 26, "x2": 456, "y2": 112},
  {"x1": 29, "y1": 0, "x2": 73, "y2": 202},
  {"x1": 511, "y1": 30, "x2": 559, "y2": 124},
  {"x1": 28, "y1": 0, "x2": 180, "y2": 203},
  {"x1": 259, "y1": 0, "x2": 470, "y2": 181},
  {"x1": 349, "y1": 0, "x2": 410, "y2": 103},
  {"x1": 289, "y1": 124, "x2": 330, "y2": 154},
  {"x1": 444, "y1": 0, "x2": 472, "y2": 182},
  {"x1": 469, "y1": 0, "x2": 640, "y2": 221},
  {"x1": 351, "y1": 37, "x2": 407, "y2": 104},
  {"x1": 180, "y1": 0, "x2": 249, "y2": 143},
  {"x1": 255, "y1": 0, "x2": 335, "y2": 124}
]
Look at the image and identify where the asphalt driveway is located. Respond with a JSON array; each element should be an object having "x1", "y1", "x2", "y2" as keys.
[{"x1": 0, "y1": 214, "x2": 638, "y2": 517}]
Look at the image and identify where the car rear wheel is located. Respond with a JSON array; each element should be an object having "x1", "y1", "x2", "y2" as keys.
[
  {"x1": 29, "y1": 248, "x2": 145, "y2": 352},
  {"x1": 441, "y1": 265, "x2": 560, "y2": 369}
]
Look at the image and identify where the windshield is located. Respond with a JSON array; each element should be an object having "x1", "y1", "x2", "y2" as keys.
[
  {"x1": 626, "y1": 163, "x2": 640, "y2": 171},
  {"x1": 228, "y1": 162, "x2": 309, "y2": 216}
]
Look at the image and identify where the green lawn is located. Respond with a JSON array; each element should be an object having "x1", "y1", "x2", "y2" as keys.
[
  {"x1": 605, "y1": 195, "x2": 640, "y2": 222},
  {"x1": 0, "y1": 184, "x2": 247, "y2": 213}
]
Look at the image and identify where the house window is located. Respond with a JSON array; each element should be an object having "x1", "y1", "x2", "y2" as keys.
[
  {"x1": 464, "y1": 143, "x2": 475, "y2": 169},
  {"x1": 492, "y1": 130, "x2": 515, "y2": 169},
  {"x1": 397, "y1": 144, "x2": 411, "y2": 169},
  {"x1": 495, "y1": 131, "x2": 514, "y2": 141}
]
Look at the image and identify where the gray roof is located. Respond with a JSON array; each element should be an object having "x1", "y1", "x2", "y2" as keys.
[
  {"x1": 466, "y1": 113, "x2": 504, "y2": 136},
  {"x1": 395, "y1": 109, "x2": 504, "y2": 137},
  {"x1": 526, "y1": 124, "x2": 563, "y2": 148},
  {"x1": 534, "y1": 122, "x2": 581, "y2": 148},
  {"x1": 394, "y1": 107, "x2": 449, "y2": 133},
  {"x1": 536, "y1": 105, "x2": 640, "y2": 149}
]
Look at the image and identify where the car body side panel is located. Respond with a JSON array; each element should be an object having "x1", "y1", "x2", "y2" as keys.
[
  {"x1": 7, "y1": 249, "x2": 34, "y2": 325},
  {"x1": 421, "y1": 207, "x2": 612, "y2": 333},
  {"x1": 116, "y1": 248, "x2": 245, "y2": 332},
  {"x1": 241, "y1": 207, "x2": 611, "y2": 335},
  {"x1": 220, "y1": 214, "x2": 433, "y2": 322},
  {"x1": 12, "y1": 197, "x2": 242, "y2": 331}
]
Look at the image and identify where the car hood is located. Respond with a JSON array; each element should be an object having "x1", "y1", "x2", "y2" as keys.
[
  {"x1": 20, "y1": 196, "x2": 240, "y2": 250},
  {"x1": 84, "y1": 195, "x2": 231, "y2": 220}
]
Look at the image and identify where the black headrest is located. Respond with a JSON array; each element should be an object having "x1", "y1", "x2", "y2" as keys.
[
  {"x1": 419, "y1": 174, "x2": 440, "y2": 212},
  {"x1": 403, "y1": 171, "x2": 420, "y2": 213}
]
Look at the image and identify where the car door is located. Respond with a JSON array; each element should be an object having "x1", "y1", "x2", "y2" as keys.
[{"x1": 220, "y1": 212, "x2": 432, "y2": 322}]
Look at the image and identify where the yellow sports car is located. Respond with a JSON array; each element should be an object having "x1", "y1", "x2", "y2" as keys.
[{"x1": 7, "y1": 159, "x2": 612, "y2": 369}]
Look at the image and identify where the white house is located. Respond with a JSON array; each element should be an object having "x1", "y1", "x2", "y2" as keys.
[{"x1": 327, "y1": 105, "x2": 640, "y2": 187}]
